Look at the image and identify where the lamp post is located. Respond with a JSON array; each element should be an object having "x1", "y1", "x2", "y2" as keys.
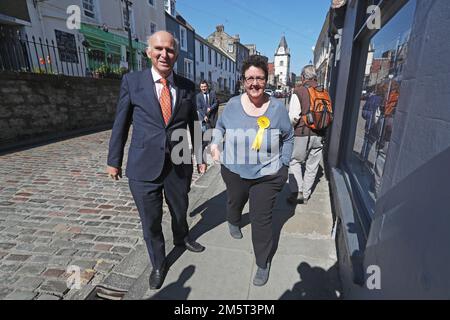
[{"x1": 121, "y1": 0, "x2": 134, "y2": 71}]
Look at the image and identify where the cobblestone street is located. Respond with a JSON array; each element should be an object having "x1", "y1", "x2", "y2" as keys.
[{"x1": 0, "y1": 130, "x2": 204, "y2": 300}]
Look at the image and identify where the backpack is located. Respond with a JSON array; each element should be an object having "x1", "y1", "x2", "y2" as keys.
[
  {"x1": 384, "y1": 90, "x2": 399, "y2": 117},
  {"x1": 302, "y1": 84, "x2": 333, "y2": 131}
]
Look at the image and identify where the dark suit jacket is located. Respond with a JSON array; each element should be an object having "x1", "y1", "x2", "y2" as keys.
[
  {"x1": 195, "y1": 90, "x2": 219, "y2": 126},
  {"x1": 107, "y1": 68, "x2": 201, "y2": 182}
]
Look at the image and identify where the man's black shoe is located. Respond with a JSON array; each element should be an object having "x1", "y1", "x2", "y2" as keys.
[
  {"x1": 175, "y1": 239, "x2": 205, "y2": 253},
  {"x1": 149, "y1": 262, "x2": 168, "y2": 290}
]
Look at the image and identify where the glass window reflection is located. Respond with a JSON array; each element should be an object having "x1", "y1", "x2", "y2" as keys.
[{"x1": 350, "y1": 0, "x2": 417, "y2": 216}]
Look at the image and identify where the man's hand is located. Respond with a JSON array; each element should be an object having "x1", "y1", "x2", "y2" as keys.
[
  {"x1": 210, "y1": 144, "x2": 221, "y2": 163},
  {"x1": 107, "y1": 166, "x2": 122, "y2": 181},
  {"x1": 207, "y1": 108, "x2": 211, "y2": 114},
  {"x1": 204, "y1": 116, "x2": 209, "y2": 122},
  {"x1": 197, "y1": 163, "x2": 207, "y2": 174}
]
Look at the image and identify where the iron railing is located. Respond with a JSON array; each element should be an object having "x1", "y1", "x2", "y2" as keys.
[{"x1": 0, "y1": 27, "x2": 148, "y2": 79}]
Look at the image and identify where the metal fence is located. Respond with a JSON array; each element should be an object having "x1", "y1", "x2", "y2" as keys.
[{"x1": 0, "y1": 27, "x2": 145, "y2": 79}]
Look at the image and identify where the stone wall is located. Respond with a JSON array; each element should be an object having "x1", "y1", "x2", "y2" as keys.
[{"x1": 0, "y1": 72, "x2": 120, "y2": 151}]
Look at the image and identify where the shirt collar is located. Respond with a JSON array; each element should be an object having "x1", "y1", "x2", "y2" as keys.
[{"x1": 151, "y1": 67, "x2": 174, "y2": 85}]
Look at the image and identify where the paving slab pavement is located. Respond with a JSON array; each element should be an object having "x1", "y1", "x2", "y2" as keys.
[{"x1": 123, "y1": 163, "x2": 342, "y2": 300}]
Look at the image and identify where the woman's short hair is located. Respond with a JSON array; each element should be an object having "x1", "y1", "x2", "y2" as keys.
[
  {"x1": 301, "y1": 65, "x2": 317, "y2": 80},
  {"x1": 241, "y1": 55, "x2": 269, "y2": 81}
]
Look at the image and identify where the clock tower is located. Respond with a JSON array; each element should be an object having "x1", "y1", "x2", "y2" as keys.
[{"x1": 274, "y1": 36, "x2": 291, "y2": 90}]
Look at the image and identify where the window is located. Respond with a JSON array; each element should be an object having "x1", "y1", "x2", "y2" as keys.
[
  {"x1": 184, "y1": 58, "x2": 193, "y2": 80},
  {"x1": 148, "y1": 0, "x2": 154, "y2": 6},
  {"x1": 123, "y1": 6, "x2": 135, "y2": 34},
  {"x1": 348, "y1": 0, "x2": 417, "y2": 217},
  {"x1": 208, "y1": 47, "x2": 211, "y2": 65},
  {"x1": 200, "y1": 72, "x2": 205, "y2": 81},
  {"x1": 200, "y1": 44, "x2": 204, "y2": 62},
  {"x1": 215, "y1": 52, "x2": 218, "y2": 67},
  {"x1": 228, "y1": 43, "x2": 234, "y2": 53},
  {"x1": 280, "y1": 61, "x2": 284, "y2": 67},
  {"x1": 150, "y1": 23, "x2": 156, "y2": 35},
  {"x1": 82, "y1": 0, "x2": 96, "y2": 19},
  {"x1": 164, "y1": 0, "x2": 175, "y2": 16},
  {"x1": 180, "y1": 26, "x2": 187, "y2": 52}
]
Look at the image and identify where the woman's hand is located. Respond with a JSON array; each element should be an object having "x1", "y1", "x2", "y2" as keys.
[{"x1": 210, "y1": 144, "x2": 221, "y2": 163}]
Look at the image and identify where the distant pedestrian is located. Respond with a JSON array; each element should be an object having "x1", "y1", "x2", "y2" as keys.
[
  {"x1": 211, "y1": 55, "x2": 294, "y2": 286},
  {"x1": 287, "y1": 65, "x2": 332, "y2": 205},
  {"x1": 360, "y1": 86, "x2": 383, "y2": 162},
  {"x1": 196, "y1": 80, "x2": 219, "y2": 129}
]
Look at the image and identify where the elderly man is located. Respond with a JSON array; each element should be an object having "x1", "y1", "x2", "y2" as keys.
[
  {"x1": 287, "y1": 65, "x2": 325, "y2": 205},
  {"x1": 107, "y1": 31, "x2": 206, "y2": 290}
]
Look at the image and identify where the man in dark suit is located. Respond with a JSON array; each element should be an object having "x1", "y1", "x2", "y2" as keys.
[
  {"x1": 196, "y1": 80, "x2": 219, "y2": 128},
  {"x1": 107, "y1": 31, "x2": 206, "y2": 290}
]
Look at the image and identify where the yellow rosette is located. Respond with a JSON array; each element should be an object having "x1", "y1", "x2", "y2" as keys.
[{"x1": 252, "y1": 116, "x2": 271, "y2": 151}]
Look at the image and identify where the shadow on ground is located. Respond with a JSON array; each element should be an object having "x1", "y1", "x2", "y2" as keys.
[{"x1": 279, "y1": 262, "x2": 342, "y2": 300}]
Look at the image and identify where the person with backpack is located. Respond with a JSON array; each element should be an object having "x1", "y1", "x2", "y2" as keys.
[
  {"x1": 360, "y1": 86, "x2": 383, "y2": 162},
  {"x1": 287, "y1": 65, "x2": 333, "y2": 205}
]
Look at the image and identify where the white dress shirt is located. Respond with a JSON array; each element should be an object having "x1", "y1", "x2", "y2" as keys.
[
  {"x1": 288, "y1": 93, "x2": 302, "y2": 125},
  {"x1": 151, "y1": 67, "x2": 177, "y2": 110}
]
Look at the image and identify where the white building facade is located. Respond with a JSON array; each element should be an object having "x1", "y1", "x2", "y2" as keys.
[
  {"x1": 195, "y1": 34, "x2": 236, "y2": 94},
  {"x1": 274, "y1": 36, "x2": 291, "y2": 91},
  {"x1": 1, "y1": 0, "x2": 165, "y2": 76}
]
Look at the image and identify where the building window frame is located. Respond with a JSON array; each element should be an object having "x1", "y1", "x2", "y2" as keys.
[
  {"x1": 82, "y1": 0, "x2": 97, "y2": 20},
  {"x1": 208, "y1": 47, "x2": 212, "y2": 65},
  {"x1": 200, "y1": 43, "x2": 204, "y2": 62},
  {"x1": 180, "y1": 26, "x2": 187, "y2": 52},
  {"x1": 122, "y1": 4, "x2": 136, "y2": 35},
  {"x1": 150, "y1": 22, "x2": 157, "y2": 35},
  {"x1": 184, "y1": 58, "x2": 194, "y2": 80}
]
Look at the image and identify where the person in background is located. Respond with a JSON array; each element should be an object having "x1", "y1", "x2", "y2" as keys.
[
  {"x1": 287, "y1": 65, "x2": 325, "y2": 205},
  {"x1": 196, "y1": 80, "x2": 219, "y2": 129}
]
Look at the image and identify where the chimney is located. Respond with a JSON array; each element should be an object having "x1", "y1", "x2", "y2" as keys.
[{"x1": 216, "y1": 25, "x2": 224, "y2": 32}]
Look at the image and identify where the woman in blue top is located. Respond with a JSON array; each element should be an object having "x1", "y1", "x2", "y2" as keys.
[{"x1": 211, "y1": 55, "x2": 294, "y2": 286}]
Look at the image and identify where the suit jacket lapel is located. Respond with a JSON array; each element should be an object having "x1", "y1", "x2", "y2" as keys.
[
  {"x1": 139, "y1": 69, "x2": 165, "y2": 125},
  {"x1": 167, "y1": 73, "x2": 183, "y2": 126}
]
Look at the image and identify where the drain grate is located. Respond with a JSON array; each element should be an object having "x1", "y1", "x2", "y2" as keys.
[{"x1": 86, "y1": 286, "x2": 127, "y2": 300}]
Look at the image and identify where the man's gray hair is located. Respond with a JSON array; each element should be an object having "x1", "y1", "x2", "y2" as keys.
[
  {"x1": 301, "y1": 65, "x2": 317, "y2": 80},
  {"x1": 146, "y1": 32, "x2": 179, "y2": 55}
]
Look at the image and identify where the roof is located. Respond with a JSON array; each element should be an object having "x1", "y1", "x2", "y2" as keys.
[{"x1": 278, "y1": 36, "x2": 288, "y2": 49}]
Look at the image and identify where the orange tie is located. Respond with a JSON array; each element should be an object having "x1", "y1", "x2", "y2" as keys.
[{"x1": 159, "y1": 78, "x2": 172, "y2": 125}]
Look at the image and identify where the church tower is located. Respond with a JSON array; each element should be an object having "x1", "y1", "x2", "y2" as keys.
[{"x1": 274, "y1": 36, "x2": 291, "y2": 90}]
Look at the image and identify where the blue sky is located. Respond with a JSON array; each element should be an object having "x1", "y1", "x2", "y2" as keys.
[{"x1": 176, "y1": 0, "x2": 331, "y2": 74}]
